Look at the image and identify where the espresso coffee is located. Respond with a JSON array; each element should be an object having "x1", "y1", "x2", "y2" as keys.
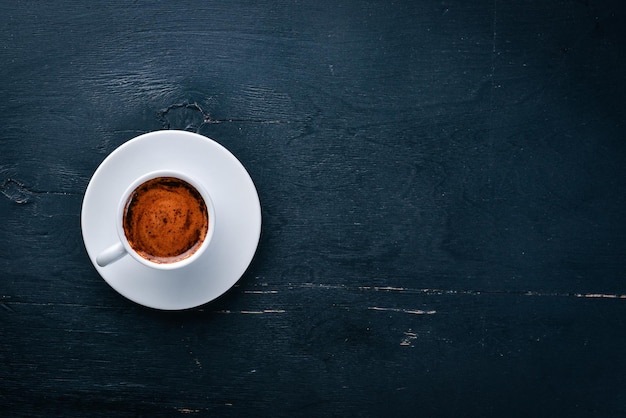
[{"x1": 122, "y1": 177, "x2": 209, "y2": 264}]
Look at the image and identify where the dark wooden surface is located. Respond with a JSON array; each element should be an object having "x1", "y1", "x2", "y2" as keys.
[{"x1": 2, "y1": 1, "x2": 626, "y2": 416}]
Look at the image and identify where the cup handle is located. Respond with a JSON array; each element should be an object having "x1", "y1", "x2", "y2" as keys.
[{"x1": 96, "y1": 242, "x2": 127, "y2": 267}]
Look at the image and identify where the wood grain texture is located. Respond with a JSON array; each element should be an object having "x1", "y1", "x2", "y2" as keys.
[{"x1": 1, "y1": 0, "x2": 626, "y2": 416}]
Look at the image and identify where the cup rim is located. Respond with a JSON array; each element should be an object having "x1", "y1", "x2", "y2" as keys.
[{"x1": 116, "y1": 170, "x2": 216, "y2": 270}]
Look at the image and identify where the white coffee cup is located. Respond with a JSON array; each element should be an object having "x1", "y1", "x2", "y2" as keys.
[{"x1": 96, "y1": 170, "x2": 216, "y2": 270}]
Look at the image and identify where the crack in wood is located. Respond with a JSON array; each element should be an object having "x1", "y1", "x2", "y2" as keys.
[
  {"x1": 215, "y1": 309, "x2": 286, "y2": 314},
  {"x1": 243, "y1": 290, "x2": 279, "y2": 294},
  {"x1": 158, "y1": 101, "x2": 290, "y2": 131},
  {"x1": 0, "y1": 178, "x2": 78, "y2": 204},
  {"x1": 261, "y1": 283, "x2": 626, "y2": 300},
  {"x1": 369, "y1": 307, "x2": 436, "y2": 315}
]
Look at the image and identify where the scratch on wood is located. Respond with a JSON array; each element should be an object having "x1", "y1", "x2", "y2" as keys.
[
  {"x1": 363, "y1": 287, "x2": 626, "y2": 300},
  {"x1": 176, "y1": 408, "x2": 200, "y2": 414},
  {"x1": 301, "y1": 282, "x2": 347, "y2": 290},
  {"x1": 251, "y1": 283, "x2": 626, "y2": 301},
  {"x1": 359, "y1": 286, "x2": 408, "y2": 292},
  {"x1": 216, "y1": 309, "x2": 286, "y2": 314},
  {"x1": 401, "y1": 329, "x2": 418, "y2": 347},
  {"x1": 243, "y1": 290, "x2": 279, "y2": 294},
  {"x1": 2, "y1": 301, "x2": 132, "y2": 309},
  {"x1": 577, "y1": 293, "x2": 626, "y2": 299},
  {"x1": 369, "y1": 307, "x2": 436, "y2": 315}
]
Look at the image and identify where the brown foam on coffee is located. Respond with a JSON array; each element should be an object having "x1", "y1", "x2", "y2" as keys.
[{"x1": 123, "y1": 177, "x2": 208, "y2": 264}]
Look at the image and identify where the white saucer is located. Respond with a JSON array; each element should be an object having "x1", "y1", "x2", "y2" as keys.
[{"x1": 81, "y1": 130, "x2": 262, "y2": 310}]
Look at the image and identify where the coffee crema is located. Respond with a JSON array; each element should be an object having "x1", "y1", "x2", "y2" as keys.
[{"x1": 122, "y1": 177, "x2": 208, "y2": 264}]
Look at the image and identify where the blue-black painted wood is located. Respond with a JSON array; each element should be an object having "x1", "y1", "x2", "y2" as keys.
[{"x1": 1, "y1": 1, "x2": 626, "y2": 416}]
